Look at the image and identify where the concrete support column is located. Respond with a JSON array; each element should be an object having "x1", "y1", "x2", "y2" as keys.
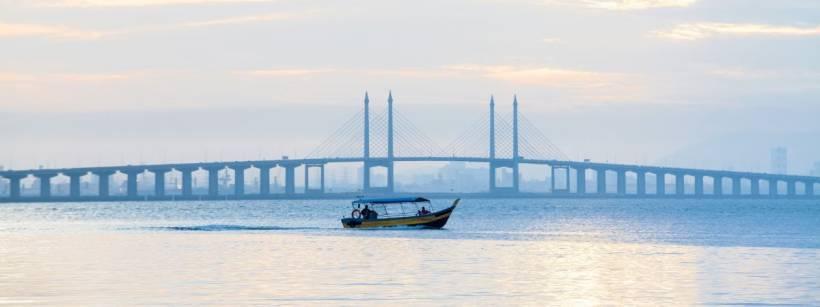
[
  {"x1": 576, "y1": 168, "x2": 586, "y2": 194},
  {"x1": 257, "y1": 165, "x2": 273, "y2": 195},
  {"x1": 97, "y1": 171, "x2": 114, "y2": 197},
  {"x1": 597, "y1": 169, "x2": 606, "y2": 194},
  {"x1": 656, "y1": 173, "x2": 665, "y2": 195},
  {"x1": 232, "y1": 165, "x2": 248, "y2": 196},
  {"x1": 787, "y1": 180, "x2": 796, "y2": 196},
  {"x1": 617, "y1": 170, "x2": 626, "y2": 195},
  {"x1": 695, "y1": 175, "x2": 704, "y2": 196},
  {"x1": 150, "y1": 168, "x2": 170, "y2": 197},
  {"x1": 807, "y1": 182, "x2": 815, "y2": 197},
  {"x1": 732, "y1": 177, "x2": 741, "y2": 196},
  {"x1": 67, "y1": 172, "x2": 84, "y2": 198},
  {"x1": 178, "y1": 168, "x2": 195, "y2": 196},
  {"x1": 7, "y1": 175, "x2": 24, "y2": 199},
  {"x1": 750, "y1": 178, "x2": 760, "y2": 196},
  {"x1": 284, "y1": 165, "x2": 296, "y2": 195},
  {"x1": 125, "y1": 170, "x2": 140, "y2": 198},
  {"x1": 769, "y1": 179, "x2": 778, "y2": 196},
  {"x1": 675, "y1": 174, "x2": 685, "y2": 195},
  {"x1": 637, "y1": 172, "x2": 646, "y2": 195},
  {"x1": 386, "y1": 163, "x2": 395, "y2": 193},
  {"x1": 714, "y1": 176, "x2": 723, "y2": 196},
  {"x1": 36, "y1": 173, "x2": 56, "y2": 198},
  {"x1": 304, "y1": 165, "x2": 310, "y2": 193},
  {"x1": 206, "y1": 167, "x2": 220, "y2": 197}
]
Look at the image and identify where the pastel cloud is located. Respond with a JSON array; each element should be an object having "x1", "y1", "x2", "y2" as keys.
[
  {"x1": 547, "y1": 0, "x2": 697, "y2": 10},
  {"x1": 0, "y1": 72, "x2": 135, "y2": 83},
  {"x1": 30, "y1": 0, "x2": 272, "y2": 8},
  {"x1": 237, "y1": 68, "x2": 335, "y2": 77},
  {"x1": 238, "y1": 65, "x2": 643, "y2": 102},
  {"x1": 0, "y1": 23, "x2": 104, "y2": 40},
  {"x1": 654, "y1": 22, "x2": 820, "y2": 40},
  {"x1": 0, "y1": 11, "x2": 313, "y2": 41},
  {"x1": 443, "y1": 65, "x2": 626, "y2": 89}
]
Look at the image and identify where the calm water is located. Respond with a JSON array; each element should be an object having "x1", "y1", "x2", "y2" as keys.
[{"x1": 1, "y1": 199, "x2": 819, "y2": 305}]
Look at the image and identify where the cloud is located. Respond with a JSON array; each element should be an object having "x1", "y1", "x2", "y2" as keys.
[
  {"x1": 546, "y1": 0, "x2": 696, "y2": 10},
  {"x1": 654, "y1": 22, "x2": 820, "y2": 40},
  {"x1": 30, "y1": 0, "x2": 273, "y2": 8},
  {"x1": 0, "y1": 11, "x2": 314, "y2": 41},
  {"x1": 178, "y1": 12, "x2": 306, "y2": 28},
  {"x1": 236, "y1": 68, "x2": 335, "y2": 77},
  {"x1": 708, "y1": 68, "x2": 780, "y2": 80},
  {"x1": 0, "y1": 71, "x2": 141, "y2": 84},
  {"x1": 0, "y1": 23, "x2": 104, "y2": 40},
  {"x1": 443, "y1": 65, "x2": 627, "y2": 89}
]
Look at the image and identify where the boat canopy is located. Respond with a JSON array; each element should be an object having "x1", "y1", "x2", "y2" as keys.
[{"x1": 353, "y1": 196, "x2": 430, "y2": 205}]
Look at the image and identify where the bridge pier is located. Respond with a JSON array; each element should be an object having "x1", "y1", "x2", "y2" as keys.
[
  {"x1": 205, "y1": 166, "x2": 221, "y2": 197},
  {"x1": 769, "y1": 178, "x2": 778, "y2": 196},
  {"x1": 232, "y1": 164, "x2": 249, "y2": 196},
  {"x1": 617, "y1": 170, "x2": 626, "y2": 195},
  {"x1": 177, "y1": 167, "x2": 196, "y2": 197},
  {"x1": 787, "y1": 180, "x2": 796, "y2": 196},
  {"x1": 714, "y1": 176, "x2": 723, "y2": 196},
  {"x1": 596, "y1": 169, "x2": 606, "y2": 194},
  {"x1": 576, "y1": 167, "x2": 586, "y2": 194},
  {"x1": 125, "y1": 170, "x2": 141, "y2": 198},
  {"x1": 636, "y1": 171, "x2": 646, "y2": 195},
  {"x1": 807, "y1": 181, "x2": 815, "y2": 197},
  {"x1": 256, "y1": 164, "x2": 274, "y2": 195},
  {"x1": 656, "y1": 173, "x2": 665, "y2": 195},
  {"x1": 36, "y1": 173, "x2": 56, "y2": 198},
  {"x1": 6, "y1": 174, "x2": 24, "y2": 200},
  {"x1": 750, "y1": 178, "x2": 760, "y2": 196},
  {"x1": 66, "y1": 172, "x2": 85, "y2": 198},
  {"x1": 280, "y1": 163, "x2": 297, "y2": 195},
  {"x1": 694, "y1": 175, "x2": 703, "y2": 196},
  {"x1": 150, "y1": 168, "x2": 171, "y2": 197},
  {"x1": 96, "y1": 170, "x2": 114, "y2": 197},
  {"x1": 675, "y1": 173, "x2": 685, "y2": 195},
  {"x1": 732, "y1": 177, "x2": 741, "y2": 196}
]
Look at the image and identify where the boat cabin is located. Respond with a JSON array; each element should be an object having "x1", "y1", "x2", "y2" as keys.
[{"x1": 349, "y1": 196, "x2": 435, "y2": 220}]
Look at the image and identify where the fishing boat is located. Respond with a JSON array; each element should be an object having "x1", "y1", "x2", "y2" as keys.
[{"x1": 341, "y1": 197, "x2": 460, "y2": 229}]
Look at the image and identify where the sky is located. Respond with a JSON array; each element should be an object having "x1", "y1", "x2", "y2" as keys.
[{"x1": 2, "y1": 0, "x2": 820, "y2": 174}]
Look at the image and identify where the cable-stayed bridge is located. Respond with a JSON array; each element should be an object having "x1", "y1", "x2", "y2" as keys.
[{"x1": 1, "y1": 93, "x2": 818, "y2": 203}]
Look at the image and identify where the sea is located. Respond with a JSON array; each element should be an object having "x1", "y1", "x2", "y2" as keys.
[{"x1": 1, "y1": 198, "x2": 819, "y2": 306}]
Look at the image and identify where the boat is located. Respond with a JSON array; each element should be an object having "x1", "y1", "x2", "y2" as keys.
[{"x1": 341, "y1": 196, "x2": 460, "y2": 229}]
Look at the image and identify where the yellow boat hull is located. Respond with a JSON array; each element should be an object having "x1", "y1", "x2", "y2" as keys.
[{"x1": 341, "y1": 201, "x2": 458, "y2": 229}]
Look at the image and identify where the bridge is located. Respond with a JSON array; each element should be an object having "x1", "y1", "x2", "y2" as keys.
[{"x1": 1, "y1": 92, "x2": 818, "y2": 202}]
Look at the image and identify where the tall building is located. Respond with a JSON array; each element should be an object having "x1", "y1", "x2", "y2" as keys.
[
  {"x1": 812, "y1": 161, "x2": 820, "y2": 177},
  {"x1": 770, "y1": 147, "x2": 787, "y2": 174}
]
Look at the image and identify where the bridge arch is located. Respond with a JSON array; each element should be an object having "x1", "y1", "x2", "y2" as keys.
[{"x1": 79, "y1": 172, "x2": 97, "y2": 196}]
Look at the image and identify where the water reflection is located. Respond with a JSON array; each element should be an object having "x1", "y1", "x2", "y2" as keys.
[{"x1": 2, "y1": 231, "x2": 818, "y2": 305}]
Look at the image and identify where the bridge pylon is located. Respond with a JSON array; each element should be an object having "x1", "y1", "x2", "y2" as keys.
[
  {"x1": 489, "y1": 95, "x2": 521, "y2": 194},
  {"x1": 362, "y1": 91, "x2": 395, "y2": 194}
]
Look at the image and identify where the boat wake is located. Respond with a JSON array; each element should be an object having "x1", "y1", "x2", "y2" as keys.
[{"x1": 145, "y1": 224, "x2": 321, "y2": 232}]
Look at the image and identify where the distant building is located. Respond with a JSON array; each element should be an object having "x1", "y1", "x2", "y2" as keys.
[
  {"x1": 812, "y1": 161, "x2": 820, "y2": 177},
  {"x1": 770, "y1": 147, "x2": 787, "y2": 174}
]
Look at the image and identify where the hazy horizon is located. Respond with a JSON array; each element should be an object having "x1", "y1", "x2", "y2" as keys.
[{"x1": 3, "y1": 0, "x2": 820, "y2": 174}]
